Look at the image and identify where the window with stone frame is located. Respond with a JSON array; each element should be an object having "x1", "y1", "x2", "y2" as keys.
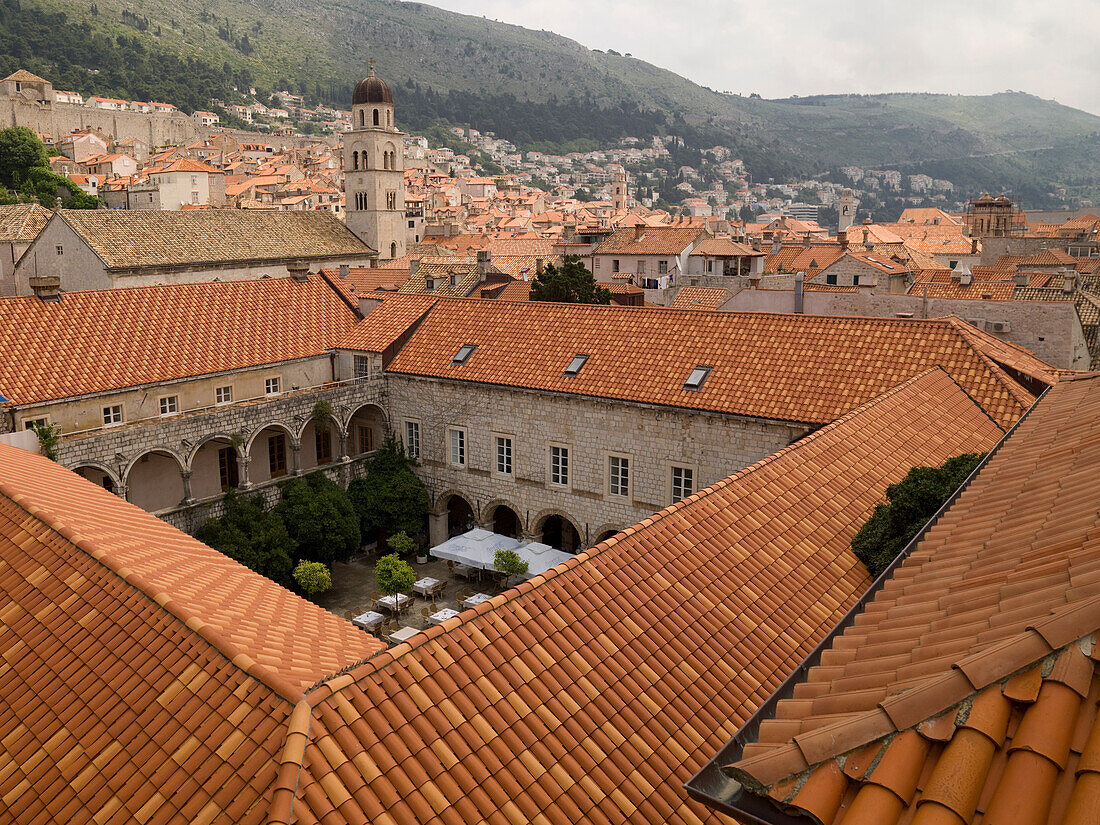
[
  {"x1": 405, "y1": 420, "x2": 421, "y2": 459},
  {"x1": 609, "y1": 455, "x2": 630, "y2": 498},
  {"x1": 450, "y1": 429, "x2": 466, "y2": 467},
  {"x1": 354, "y1": 354, "x2": 371, "y2": 379},
  {"x1": 159, "y1": 395, "x2": 179, "y2": 416},
  {"x1": 358, "y1": 425, "x2": 374, "y2": 455},
  {"x1": 315, "y1": 425, "x2": 333, "y2": 464},
  {"x1": 215, "y1": 386, "x2": 232, "y2": 405},
  {"x1": 671, "y1": 466, "x2": 694, "y2": 503},
  {"x1": 496, "y1": 436, "x2": 513, "y2": 476},
  {"x1": 550, "y1": 445, "x2": 569, "y2": 487},
  {"x1": 103, "y1": 405, "x2": 123, "y2": 426}
]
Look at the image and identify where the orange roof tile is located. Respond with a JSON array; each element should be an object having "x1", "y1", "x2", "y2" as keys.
[
  {"x1": 275, "y1": 368, "x2": 1004, "y2": 824},
  {"x1": 696, "y1": 372, "x2": 1100, "y2": 825},
  {"x1": 906, "y1": 281, "x2": 1016, "y2": 300},
  {"x1": 595, "y1": 226, "x2": 704, "y2": 255},
  {"x1": 337, "y1": 293, "x2": 438, "y2": 353},
  {"x1": 670, "y1": 286, "x2": 730, "y2": 308},
  {"x1": 384, "y1": 300, "x2": 1049, "y2": 428},
  {"x1": 0, "y1": 276, "x2": 359, "y2": 405}
]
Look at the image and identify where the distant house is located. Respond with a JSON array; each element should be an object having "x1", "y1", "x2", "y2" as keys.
[
  {"x1": 145, "y1": 158, "x2": 226, "y2": 210},
  {"x1": 52, "y1": 89, "x2": 83, "y2": 105},
  {"x1": 191, "y1": 110, "x2": 219, "y2": 128},
  {"x1": 87, "y1": 96, "x2": 128, "y2": 111},
  {"x1": 592, "y1": 225, "x2": 704, "y2": 287},
  {"x1": 12, "y1": 209, "x2": 377, "y2": 293}
]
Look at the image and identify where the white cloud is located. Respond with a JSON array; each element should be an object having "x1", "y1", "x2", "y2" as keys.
[{"x1": 422, "y1": 0, "x2": 1100, "y2": 115}]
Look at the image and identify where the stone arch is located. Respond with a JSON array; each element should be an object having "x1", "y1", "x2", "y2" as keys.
[
  {"x1": 390, "y1": 241, "x2": 397, "y2": 258},
  {"x1": 345, "y1": 402, "x2": 388, "y2": 457},
  {"x1": 246, "y1": 422, "x2": 297, "y2": 485},
  {"x1": 438, "y1": 491, "x2": 476, "y2": 537},
  {"x1": 299, "y1": 413, "x2": 341, "y2": 470},
  {"x1": 70, "y1": 461, "x2": 122, "y2": 494},
  {"x1": 123, "y1": 448, "x2": 187, "y2": 513},
  {"x1": 373, "y1": 108, "x2": 379, "y2": 126},
  {"x1": 187, "y1": 433, "x2": 244, "y2": 500},
  {"x1": 592, "y1": 524, "x2": 625, "y2": 545},
  {"x1": 482, "y1": 498, "x2": 523, "y2": 539},
  {"x1": 532, "y1": 509, "x2": 584, "y2": 553},
  {"x1": 359, "y1": 109, "x2": 364, "y2": 127}
]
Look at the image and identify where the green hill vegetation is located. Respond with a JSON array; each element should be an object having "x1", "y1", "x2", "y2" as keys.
[{"x1": 3, "y1": 0, "x2": 1099, "y2": 205}]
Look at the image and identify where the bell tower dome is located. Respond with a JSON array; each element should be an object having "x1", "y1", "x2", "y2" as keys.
[{"x1": 345, "y1": 64, "x2": 406, "y2": 260}]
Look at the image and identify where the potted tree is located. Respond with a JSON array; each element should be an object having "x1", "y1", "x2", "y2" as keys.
[
  {"x1": 493, "y1": 548, "x2": 529, "y2": 588},
  {"x1": 375, "y1": 552, "x2": 416, "y2": 614}
]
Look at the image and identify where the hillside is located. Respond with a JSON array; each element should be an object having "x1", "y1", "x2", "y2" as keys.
[{"x1": 5, "y1": 0, "x2": 1100, "y2": 205}]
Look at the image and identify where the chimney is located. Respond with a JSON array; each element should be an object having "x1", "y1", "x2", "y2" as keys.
[
  {"x1": 802, "y1": 232, "x2": 811, "y2": 249},
  {"x1": 29, "y1": 273, "x2": 61, "y2": 303},
  {"x1": 287, "y1": 260, "x2": 309, "y2": 282},
  {"x1": 1013, "y1": 272, "x2": 1028, "y2": 287},
  {"x1": 634, "y1": 225, "x2": 645, "y2": 240},
  {"x1": 838, "y1": 229, "x2": 848, "y2": 250},
  {"x1": 535, "y1": 258, "x2": 544, "y2": 276},
  {"x1": 476, "y1": 249, "x2": 491, "y2": 276},
  {"x1": 750, "y1": 236, "x2": 762, "y2": 253},
  {"x1": 1062, "y1": 269, "x2": 1077, "y2": 294},
  {"x1": 793, "y1": 271, "x2": 804, "y2": 313},
  {"x1": 970, "y1": 237, "x2": 979, "y2": 255},
  {"x1": 338, "y1": 263, "x2": 349, "y2": 278},
  {"x1": 771, "y1": 235, "x2": 782, "y2": 254}
]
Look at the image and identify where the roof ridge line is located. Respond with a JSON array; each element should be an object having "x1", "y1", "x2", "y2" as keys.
[
  {"x1": 303, "y1": 368, "x2": 964, "y2": 695},
  {"x1": 0, "y1": 486, "x2": 306, "y2": 704}
]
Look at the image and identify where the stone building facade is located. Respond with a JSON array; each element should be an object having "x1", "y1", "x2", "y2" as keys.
[{"x1": 386, "y1": 375, "x2": 809, "y2": 551}]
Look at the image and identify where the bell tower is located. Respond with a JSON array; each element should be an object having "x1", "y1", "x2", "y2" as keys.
[{"x1": 345, "y1": 64, "x2": 406, "y2": 260}]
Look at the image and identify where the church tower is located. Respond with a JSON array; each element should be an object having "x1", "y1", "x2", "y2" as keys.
[
  {"x1": 344, "y1": 66, "x2": 406, "y2": 260},
  {"x1": 612, "y1": 167, "x2": 629, "y2": 211},
  {"x1": 838, "y1": 188, "x2": 855, "y2": 232}
]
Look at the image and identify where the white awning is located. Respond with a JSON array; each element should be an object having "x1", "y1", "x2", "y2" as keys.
[{"x1": 429, "y1": 528, "x2": 573, "y2": 578}]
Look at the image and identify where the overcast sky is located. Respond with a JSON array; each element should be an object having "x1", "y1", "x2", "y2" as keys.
[{"x1": 423, "y1": 0, "x2": 1100, "y2": 116}]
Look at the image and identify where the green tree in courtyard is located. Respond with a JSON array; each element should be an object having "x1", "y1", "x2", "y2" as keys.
[
  {"x1": 348, "y1": 435, "x2": 429, "y2": 541},
  {"x1": 851, "y1": 453, "x2": 985, "y2": 577},
  {"x1": 529, "y1": 255, "x2": 611, "y2": 304},
  {"x1": 293, "y1": 560, "x2": 331, "y2": 597},
  {"x1": 194, "y1": 490, "x2": 296, "y2": 585},
  {"x1": 275, "y1": 471, "x2": 361, "y2": 565},
  {"x1": 375, "y1": 553, "x2": 416, "y2": 599},
  {"x1": 0, "y1": 126, "x2": 47, "y2": 186}
]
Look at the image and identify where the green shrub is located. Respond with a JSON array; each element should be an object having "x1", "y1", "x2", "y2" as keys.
[
  {"x1": 494, "y1": 548, "x2": 529, "y2": 583},
  {"x1": 348, "y1": 435, "x2": 429, "y2": 541},
  {"x1": 275, "y1": 471, "x2": 361, "y2": 564},
  {"x1": 387, "y1": 531, "x2": 417, "y2": 559},
  {"x1": 851, "y1": 453, "x2": 985, "y2": 577},
  {"x1": 32, "y1": 422, "x2": 61, "y2": 462},
  {"x1": 375, "y1": 553, "x2": 416, "y2": 597},
  {"x1": 293, "y1": 560, "x2": 331, "y2": 596}
]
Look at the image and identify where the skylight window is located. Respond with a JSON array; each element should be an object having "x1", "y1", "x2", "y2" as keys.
[
  {"x1": 684, "y1": 365, "x2": 712, "y2": 391},
  {"x1": 452, "y1": 344, "x2": 477, "y2": 365},
  {"x1": 564, "y1": 354, "x2": 589, "y2": 376}
]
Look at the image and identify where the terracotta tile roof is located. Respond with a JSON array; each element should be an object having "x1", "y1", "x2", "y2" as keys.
[
  {"x1": 0, "y1": 443, "x2": 382, "y2": 824},
  {"x1": 883, "y1": 223, "x2": 977, "y2": 255},
  {"x1": 907, "y1": 281, "x2": 1016, "y2": 300},
  {"x1": 0, "y1": 202, "x2": 49, "y2": 242},
  {"x1": 385, "y1": 300, "x2": 1049, "y2": 428},
  {"x1": 398, "y1": 257, "x2": 482, "y2": 297},
  {"x1": 318, "y1": 265, "x2": 407, "y2": 301},
  {"x1": 670, "y1": 286, "x2": 730, "y2": 308},
  {"x1": 337, "y1": 293, "x2": 438, "y2": 353},
  {"x1": 764, "y1": 245, "x2": 844, "y2": 276},
  {"x1": 0, "y1": 275, "x2": 359, "y2": 405},
  {"x1": 839, "y1": 250, "x2": 910, "y2": 276},
  {"x1": 273, "y1": 368, "x2": 1004, "y2": 824},
  {"x1": 689, "y1": 237, "x2": 760, "y2": 257},
  {"x1": 594, "y1": 226, "x2": 704, "y2": 255},
  {"x1": 52, "y1": 209, "x2": 373, "y2": 269},
  {"x1": 705, "y1": 372, "x2": 1100, "y2": 825}
]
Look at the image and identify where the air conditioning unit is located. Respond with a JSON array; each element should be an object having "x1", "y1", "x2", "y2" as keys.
[{"x1": 987, "y1": 320, "x2": 1011, "y2": 333}]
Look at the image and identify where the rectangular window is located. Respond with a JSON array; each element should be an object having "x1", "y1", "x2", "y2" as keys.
[
  {"x1": 218, "y1": 447, "x2": 239, "y2": 490},
  {"x1": 22, "y1": 417, "x2": 47, "y2": 431},
  {"x1": 56, "y1": 245, "x2": 63, "y2": 256},
  {"x1": 268, "y1": 434, "x2": 287, "y2": 477},
  {"x1": 684, "y1": 365, "x2": 712, "y2": 391},
  {"x1": 672, "y1": 466, "x2": 694, "y2": 503},
  {"x1": 215, "y1": 385, "x2": 232, "y2": 405},
  {"x1": 191, "y1": 175, "x2": 198, "y2": 186},
  {"x1": 315, "y1": 426, "x2": 332, "y2": 464},
  {"x1": 353, "y1": 354, "x2": 371, "y2": 379},
  {"x1": 358, "y1": 425, "x2": 374, "y2": 455},
  {"x1": 609, "y1": 455, "x2": 630, "y2": 498},
  {"x1": 637, "y1": 260, "x2": 646, "y2": 275},
  {"x1": 550, "y1": 445, "x2": 569, "y2": 487},
  {"x1": 612, "y1": 259, "x2": 620, "y2": 273},
  {"x1": 103, "y1": 405, "x2": 122, "y2": 426},
  {"x1": 658, "y1": 260, "x2": 668, "y2": 275},
  {"x1": 564, "y1": 353, "x2": 588, "y2": 376},
  {"x1": 405, "y1": 421, "x2": 420, "y2": 459},
  {"x1": 159, "y1": 395, "x2": 179, "y2": 416},
  {"x1": 496, "y1": 436, "x2": 513, "y2": 476},
  {"x1": 826, "y1": 274, "x2": 838, "y2": 286},
  {"x1": 450, "y1": 429, "x2": 466, "y2": 466},
  {"x1": 191, "y1": 191, "x2": 200, "y2": 204},
  {"x1": 265, "y1": 377, "x2": 281, "y2": 396}
]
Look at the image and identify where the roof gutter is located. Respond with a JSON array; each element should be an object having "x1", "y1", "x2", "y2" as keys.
[{"x1": 684, "y1": 382, "x2": 1051, "y2": 822}]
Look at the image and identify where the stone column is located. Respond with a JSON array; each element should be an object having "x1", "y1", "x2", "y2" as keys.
[
  {"x1": 238, "y1": 453, "x2": 252, "y2": 490},
  {"x1": 180, "y1": 471, "x2": 195, "y2": 505},
  {"x1": 429, "y1": 510, "x2": 448, "y2": 548},
  {"x1": 115, "y1": 483, "x2": 129, "y2": 502},
  {"x1": 291, "y1": 443, "x2": 302, "y2": 476}
]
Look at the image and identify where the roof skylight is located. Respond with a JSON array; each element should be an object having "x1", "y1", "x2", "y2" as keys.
[
  {"x1": 564, "y1": 353, "x2": 589, "y2": 376},
  {"x1": 684, "y1": 365, "x2": 712, "y2": 391},
  {"x1": 452, "y1": 344, "x2": 477, "y2": 365}
]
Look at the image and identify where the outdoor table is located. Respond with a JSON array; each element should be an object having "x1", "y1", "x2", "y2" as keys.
[
  {"x1": 377, "y1": 594, "x2": 411, "y2": 613},
  {"x1": 388, "y1": 625, "x2": 421, "y2": 644},
  {"x1": 462, "y1": 593, "x2": 492, "y2": 608},
  {"x1": 352, "y1": 610, "x2": 384, "y2": 631},
  {"x1": 413, "y1": 577, "x2": 445, "y2": 597},
  {"x1": 429, "y1": 608, "x2": 460, "y2": 625}
]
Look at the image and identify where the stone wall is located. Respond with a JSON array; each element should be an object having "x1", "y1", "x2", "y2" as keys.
[{"x1": 386, "y1": 375, "x2": 809, "y2": 550}]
